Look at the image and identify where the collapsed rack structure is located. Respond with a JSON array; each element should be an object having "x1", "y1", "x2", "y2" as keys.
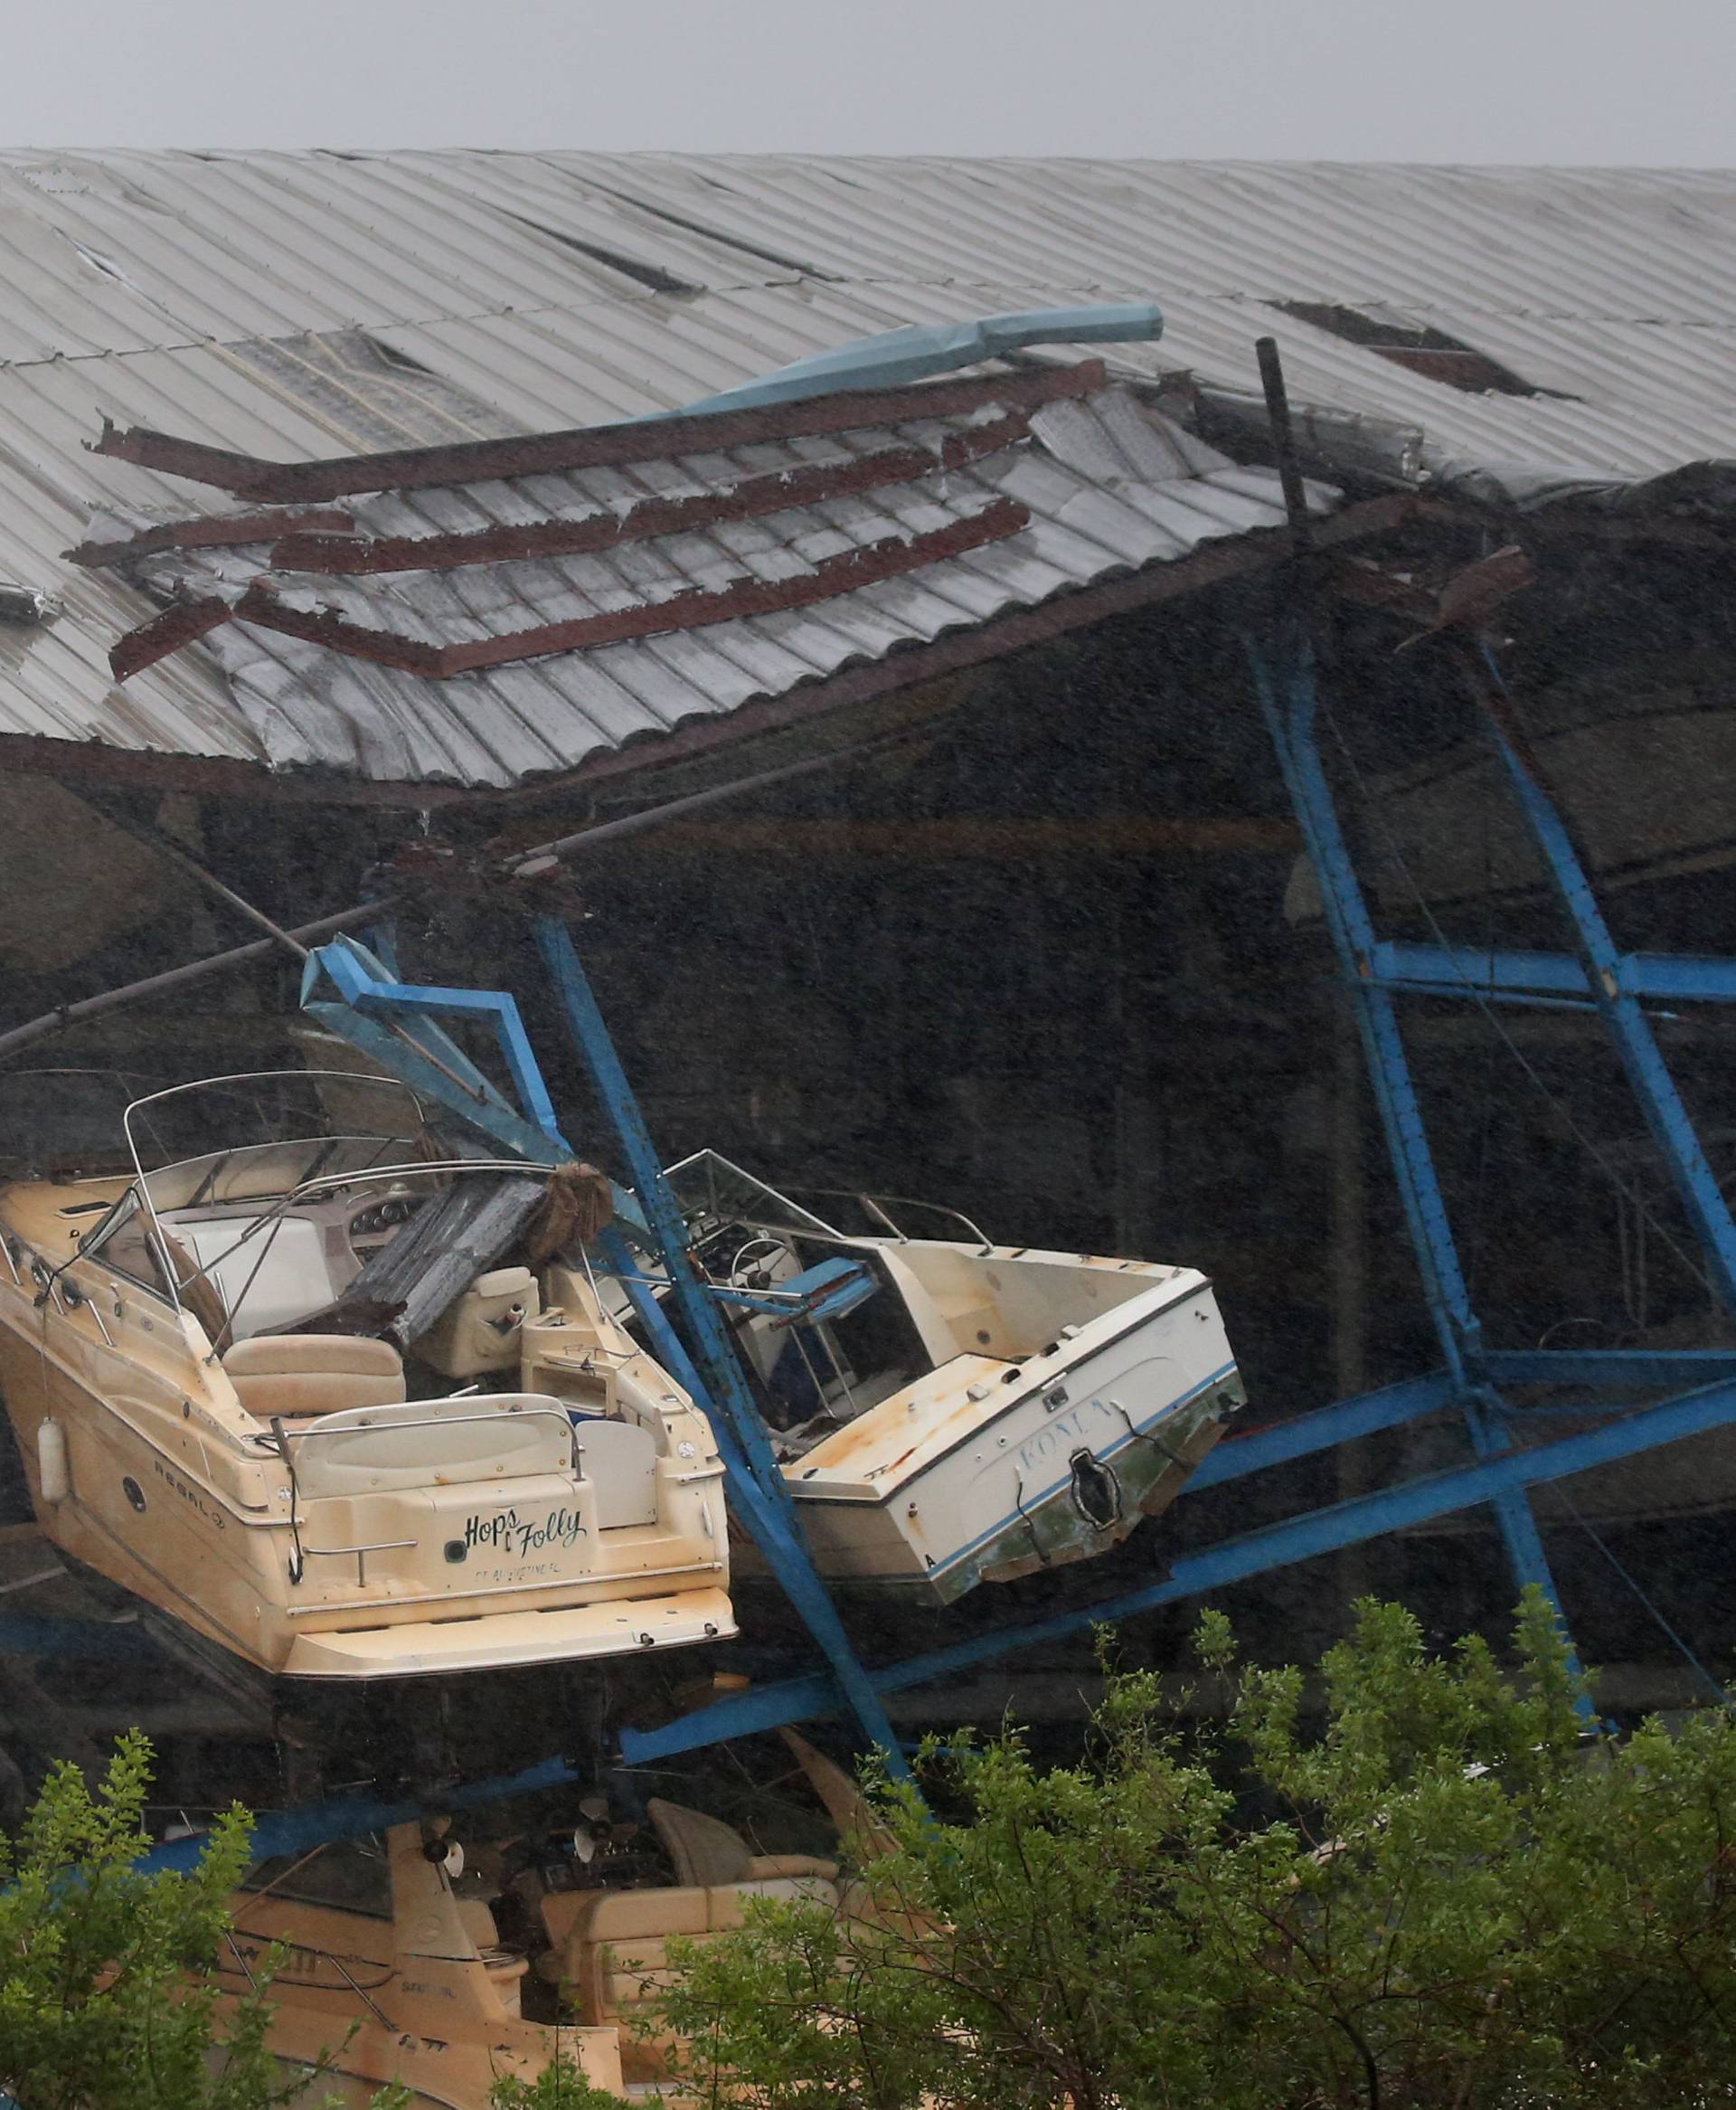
[
  {"x1": 146, "y1": 594, "x2": 1736, "y2": 1865},
  {"x1": 7, "y1": 321, "x2": 1736, "y2": 1865}
]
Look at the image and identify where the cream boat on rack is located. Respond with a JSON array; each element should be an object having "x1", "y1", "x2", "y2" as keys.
[
  {"x1": 205, "y1": 1729, "x2": 877, "y2": 2105},
  {"x1": 0, "y1": 1074, "x2": 733, "y2": 1681}
]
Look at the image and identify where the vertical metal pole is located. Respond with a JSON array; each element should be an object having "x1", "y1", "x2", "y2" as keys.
[
  {"x1": 1459, "y1": 1392, "x2": 1596, "y2": 1721},
  {"x1": 1464, "y1": 647, "x2": 1736, "y2": 1320},
  {"x1": 1255, "y1": 336, "x2": 1316, "y2": 558},
  {"x1": 1247, "y1": 626, "x2": 1479, "y2": 1384},
  {"x1": 1247, "y1": 622, "x2": 1586, "y2": 1695},
  {"x1": 532, "y1": 917, "x2": 912, "y2": 1778},
  {"x1": 1330, "y1": 989, "x2": 1371, "y2": 1597},
  {"x1": 1329, "y1": 989, "x2": 1368, "y2": 1402}
]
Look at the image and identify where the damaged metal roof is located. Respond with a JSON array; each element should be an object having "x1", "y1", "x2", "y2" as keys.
[
  {"x1": 3, "y1": 150, "x2": 1735, "y2": 790},
  {"x1": 76, "y1": 364, "x2": 1335, "y2": 790}
]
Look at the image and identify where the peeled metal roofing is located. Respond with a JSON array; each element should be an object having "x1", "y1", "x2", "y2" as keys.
[
  {"x1": 2, "y1": 150, "x2": 1734, "y2": 784},
  {"x1": 81, "y1": 370, "x2": 1333, "y2": 790}
]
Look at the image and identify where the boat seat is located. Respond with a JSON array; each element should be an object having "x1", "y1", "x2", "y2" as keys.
[
  {"x1": 455, "y1": 1897, "x2": 530, "y2": 2016},
  {"x1": 559, "y1": 1869, "x2": 844, "y2": 2028},
  {"x1": 735, "y1": 1853, "x2": 839, "y2": 1882},
  {"x1": 222, "y1": 1333, "x2": 407, "y2": 1425},
  {"x1": 557, "y1": 1804, "x2": 848, "y2": 2029},
  {"x1": 646, "y1": 1797, "x2": 752, "y2": 1887},
  {"x1": 707, "y1": 1872, "x2": 842, "y2": 1925}
]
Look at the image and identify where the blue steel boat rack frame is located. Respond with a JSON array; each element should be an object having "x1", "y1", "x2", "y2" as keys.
[
  {"x1": 54, "y1": 308, "x2": 1731, "y2": 1866},
  {"x1": 118, "y1": 610, "x2": 1736, "y2": 1874},
  {"x1": 17, "y1": 314, "x2": 1732, "y2": 1864},
  {"x1": 269, "y1": 591, "x2": 1736, "y2": 1779}
]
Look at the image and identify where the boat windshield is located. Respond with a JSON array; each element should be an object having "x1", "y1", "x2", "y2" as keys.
[
  {"x1": 665, "y1": 1150, "x2": 844, "y2": 1241},
  {"x1": 121, "y1": 1071, "x2": 435, "y2": 1210},
  {"x1": 0, "y1": 1067, "x2": 159, "y2": 1178},
  {"x1": 239, "y1": 1836, "x2": 393, "y2": 1919},
  {"x1": 665, "y1": 1149, "x2": 993, "y2": 1250}
]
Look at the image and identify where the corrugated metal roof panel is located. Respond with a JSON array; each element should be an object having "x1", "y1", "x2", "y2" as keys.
[
  {"x1": 98, "y1": 374, "x2": 1326, "y2": 789},
  {"x1": 2, "y1": 151, "x2": 1734, "y2": 783}
]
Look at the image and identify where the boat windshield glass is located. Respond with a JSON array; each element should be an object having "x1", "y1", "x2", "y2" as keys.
[
  {"x1": 0, "y1": 1068, "x2": 159, "y2": 1178},
  {"x1": 121, "y1": 1071, "x2": 435, "y2": 1212},
  {"x1": 239, "y1": 1837, "x2": 393, "y2": 1919},
  {"x1": 665, "y1": 1150, "x2": 844, "y2": 1240}
]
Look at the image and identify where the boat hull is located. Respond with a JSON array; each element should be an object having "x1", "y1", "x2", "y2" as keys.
[
  {"x1": 282, "y1": 1583, "x2": 735, "y2": 1678},
  {"x1": 776, "y1": 1272, "x2": 1243, "y2": 1600}
]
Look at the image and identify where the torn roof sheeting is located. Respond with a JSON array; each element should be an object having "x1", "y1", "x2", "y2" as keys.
[
  {"x1": 8, "y1": 150, "x2": 1736, "y2": 794},
  {"x1": 76, "y1": 363, "x2": 1337, "y2": 791}
]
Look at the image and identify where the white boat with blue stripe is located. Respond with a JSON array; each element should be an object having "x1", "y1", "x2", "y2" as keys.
[{"x1": 661, "y1": 1155, "x2": 1245, "y2": 1600}]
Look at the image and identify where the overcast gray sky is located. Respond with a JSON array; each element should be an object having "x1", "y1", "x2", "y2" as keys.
[{"x1": 10, "y1": 0, "x2": 1733, "y2": 164}]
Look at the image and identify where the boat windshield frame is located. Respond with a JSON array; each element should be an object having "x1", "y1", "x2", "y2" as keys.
[
  {"x1": 665, "y1": 1149, "x2": 994, "y2": 1254},
  {"x1": 665, "y1": 1149, "x2": 847, "y2": 1240},
  {"x1": 98, "y1": 1069, "x2": 518, "y2": 1324}
]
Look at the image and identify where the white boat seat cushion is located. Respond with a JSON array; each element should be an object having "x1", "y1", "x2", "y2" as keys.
[
  {"x1": 289, "y1": 1394, "x2": 572, "y2": 1498},
  {"x1": 222, "y1": 1333, "x2": 406, "y2": 1424}
]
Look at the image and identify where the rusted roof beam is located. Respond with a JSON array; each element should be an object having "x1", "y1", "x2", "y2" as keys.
[
  {"x1": 90, "y1": 362, "x2": 1104, "y2": 503},
  {"x1": 268, "y1": 412, "x2": 1033, "y2": 576},
  {"x1": 108, "y1": 595, "x2": 234, "y2": 682},
  {"x1": 217, "y1": 499, "x2": 1031, "y2": 678},
  {"x1": 51, "y1": 492, "x2": 1409, "y2": 808},
  {"x1": 524, "y1": 491, "x2": 1419, "y2": 799},
  {"x1": 69, "y1": 506, "x2": 355, "y2": 569},
  {"x1": 1327, "y1": 544, "x2": 1533, "y2": 636}
]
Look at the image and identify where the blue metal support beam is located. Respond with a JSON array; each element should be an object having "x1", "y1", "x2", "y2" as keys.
[
  {"x1": 302, "y1": 935, "x2": 574, "y2": 1165},
  {"x1": 620, "y1": 1366, "x2": 1736, "y2": 1762},
  {"x1": 316, "y1": 948, "x2": 567, "y2": 1146},
  {"x1": 531, "y1": 915, "x2": 911, "y2": 1779},
  {"x1": 650, "y1": 304, "x2": 1163, "y2": 421},
  {"x1": 1372, "y1": 940, "x2": 1736, "y2": 1007},
  {"x1": 595, "y1": 1223, "x2": 845, "y2": 1599},
  {"x1": 1187, "y1": 1370, "x2": 1455, "y2": 1490},
  {"x1": 1247, "y1": 627, "x2": 1480, "y2": 1381},
  {"x1": 301, "y1": 936, "x2": 653, "y2": 1240},
  {"x1": 1467, "y1": 650, "x2": 1736, "y2": 1318},
  {"x1": 130, "y1": 1349, "x2": 1736, "y2": 1872},
  {"x1": 1458, "y1": 1391, "x2": 1594, "y2": 1716},
  {"x1": 137, "y1": 1750, "x2": 588, "y2": 1878},
  {"x1": 1246, "y1": 620, "x2": 1586, "y2": 1671}
]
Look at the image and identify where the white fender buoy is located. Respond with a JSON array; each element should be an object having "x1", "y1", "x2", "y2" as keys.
[{"x1": 36, "y1": 1421, "x2": 69, "y2": 1505}]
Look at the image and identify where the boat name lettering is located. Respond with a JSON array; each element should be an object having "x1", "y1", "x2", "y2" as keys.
[
  {"x1": 463, "y1": 1504, "x2": 588, "y2": 1558},
  {"x1": 1014, "y1": 1397, "x2": 1116, "y2": 1477},
  {"x1": 151, "y1": 1457, "x2": 226, "y2": 1528},
  {"x1": 233, "y1": 1939, "x2": 322, "y2": 1981}
]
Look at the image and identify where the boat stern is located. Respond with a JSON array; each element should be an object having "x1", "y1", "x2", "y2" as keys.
[
  {"x1": 282, "y1": 1582, "x2": 736, "y2": 1679},
  {"x1": 783, "y1": 1263, "x2": 1245, "y2": 1600}
]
